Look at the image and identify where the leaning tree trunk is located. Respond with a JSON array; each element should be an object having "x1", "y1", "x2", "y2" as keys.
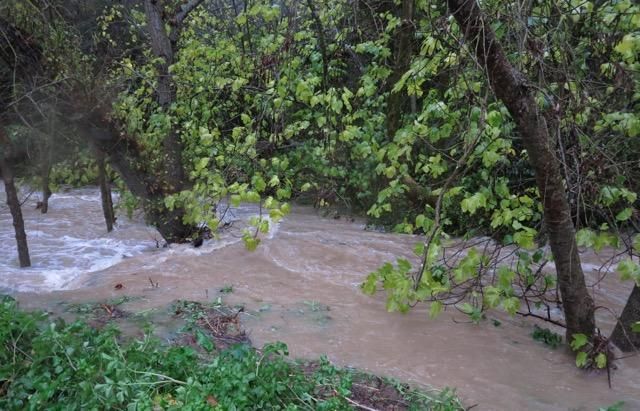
[
  {"x1": 1, "y1": 156, "x2": 31, "y2": 267},
  {"x1": 445, "y1": 0, "x2": 595, "y2": 341},
  {"x1": 86, "y1": 120, "x2": 193, "y2": 243},
  {"x1": 96, "y1": 149, "x2": 115, "y2": 232},
  {"x1": 610, "y1": 285, "x2": 640, "y2": 351}
]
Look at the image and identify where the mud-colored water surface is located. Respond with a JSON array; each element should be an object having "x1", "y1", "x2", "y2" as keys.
[{"x1": 2, "y1": 186, "x2": 639, "y2": 410}]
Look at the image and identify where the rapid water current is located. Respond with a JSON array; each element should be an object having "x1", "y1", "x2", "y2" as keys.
[{"x1": 1, "y1": 185, "x2": 639, "y2": 410}]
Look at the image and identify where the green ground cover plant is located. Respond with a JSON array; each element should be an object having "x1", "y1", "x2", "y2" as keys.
[{"x1": 0, "y1": 296, "x2": 463, "y2": 410}]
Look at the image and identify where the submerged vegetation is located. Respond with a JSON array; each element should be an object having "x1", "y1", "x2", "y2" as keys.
[{"x1": 0, "y1": 296, "x2": 463, "y2": 410}]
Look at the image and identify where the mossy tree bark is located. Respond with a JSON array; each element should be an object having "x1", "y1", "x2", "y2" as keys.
[{"x1": 445, "y1": 0, "x2": 595, "y2": 342}]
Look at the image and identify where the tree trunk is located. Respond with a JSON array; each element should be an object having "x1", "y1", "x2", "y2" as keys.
[
  {"x1": 137, "y1": 0, "x2": 204, "y2": 242},
  {"x1": 40, "y1": 128, "x2": 52, "y2": 214},
  {"x1": 86, "y1": 121, "x2": 193, "y2": 243},
  {"x1": 143, "y1": 0, "x2": 187, "y2": 193},
  {"x1": 40, "y1": 162, "x2": 51, "y2": 213},
  {"x1": 610, "y1": 285, "x2": 640, "y2": 352},
  {"x1": 445, "y1": 0, "x2": 595, "y2": 341},
  {"x1": 96, "y1": 149, "x2": 115, "y2": 232},
  {"x1": 1, "y1": 156, "x2": 31, "y2": 267}
]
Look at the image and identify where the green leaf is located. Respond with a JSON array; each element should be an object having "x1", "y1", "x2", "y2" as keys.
[
  {"x1": 593, "y1": 231, "x2": 619, "y2": 251},
  {"x1": 276, "y1": 187, "x2": 291, "y2": 200},
  {"x1": 614, "y1": 34, "x2": 637, "y2": 57},
  {"x1": 459, "y1": 302, "x2": 474, "y2": 315},
  {"x1": 397, "y1": 258, "x2": 411, "y2": 273},
  {"x1": 269, "y1": 209, "x2": 283, "y2": 220},
  {"x1": 362, "y1": 273, "x2": 378, "y2": 295},
  {"x1": 252, "y1": 175, "x2": 266, "y2": 192},
  {"x1": 617, "y1": 259, "x2": 640, "y2": 282},
  {"x1": 413, "y1": 242, "x2": 425, "y2": 257},
  {"x1": 460, "y1": 192, "x2": 487, "y2": 215},
  {"x1": 576, "y1": 228, "x2": 596, "y2": 248},
  {"x1": 245, "y1": 191, "x2": 261, "y2": 203},
  {"x1": 230, "y1": 194, "x2": 242, "y2": 207},
  {"x1": 295, "y1": 80, "x2": 313, "y2": 103},
  {"x1": 429, "y1": 301, "x2": 443, "y2": 319},
  {"x1": 632, "y1": 322, "x2": 640, "y2": 333},
  {"x1": 244, "y1": 237, "x2": 260, "y2": 251},
  {"x1": 240, "y1": 113, "x2": 251, "y2": 125},
  {"x1": 514, "y1": 230, "x2": 536, "y2": 249},
  {"x1": 570, "y1": 333, "x2": 589, "y2": 351},
  {"x1": 595, "y1": 353, "x2": 607, "y2": 369},
  {"x1": 484, "y1": 287, "x2": 501, "y2": 308},
  {"x1": 196, "y1": 157, "x2": 210, "y2": 171},
  {"x1": 486, "y1": 110, "x2": 502, "y2": 127},
  {"x1": 268, "y1": 175, "x2": 280, "y2": 187},
  {"x1": 195, "y1": 329, "x2": 214, "y2": 352},
  {"x1": 164, "y1": 195, "x2": 176, "y2": 210},
  {"x1": 497, "y1": 266, "x2": 515, "y2": 289},
  {"x1": 502, "y1": 297, "x2": 520, "y2": 315},
  {"x1": 615, "y1": 208, "x2": 633, "y2": 221},
  {"x1": 575, "y1": 351, "x2": 588, "y2": 368}
]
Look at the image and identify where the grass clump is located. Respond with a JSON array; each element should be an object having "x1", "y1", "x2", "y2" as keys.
[{"x1": 0, "y1": 296, "x2": 463, "y2": 410}]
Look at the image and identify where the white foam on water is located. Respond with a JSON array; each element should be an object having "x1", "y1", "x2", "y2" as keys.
[
  {"x1": 0, "y1": 186, "x2": 283, "y2": 292},
  {"x1": 0, "y1": 186, "x2": 157, "y2": 292},
  {"x1": 1, "y1": 231, "x2": 155, "y2": 292},
  {"x1": 581, "y1": 262, "x2": 616, "y2": 273}
]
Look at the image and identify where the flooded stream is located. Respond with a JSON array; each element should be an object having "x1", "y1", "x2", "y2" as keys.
[{"x1": 1, "y1": 186, "x2": 639, "y2": 410}]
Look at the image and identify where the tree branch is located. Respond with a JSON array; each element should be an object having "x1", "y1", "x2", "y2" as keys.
[{"x1": 173, "y1": 0, "x2": 206, "y2": 29}]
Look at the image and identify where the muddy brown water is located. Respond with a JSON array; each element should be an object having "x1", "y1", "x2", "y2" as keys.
[{"x1": 1, "y1": 186, "x2": 639, "y2": 410}]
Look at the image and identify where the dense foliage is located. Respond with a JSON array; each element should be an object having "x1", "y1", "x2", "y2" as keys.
[{"x1": 0, "y1": 297, "x2": 462, "y2": 410}]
